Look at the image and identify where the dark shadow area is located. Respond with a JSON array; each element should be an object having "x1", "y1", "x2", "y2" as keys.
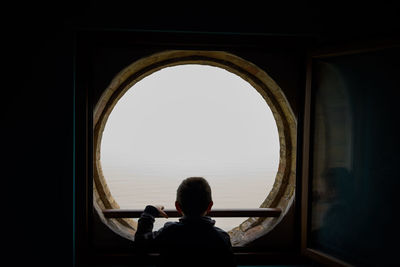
[{"x1": 3, "y1": 1, "x2": 399, "y2": 266}]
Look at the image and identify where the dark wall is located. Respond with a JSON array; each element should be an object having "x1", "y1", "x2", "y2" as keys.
[
  {"x1": 4, "y1": 29, "x2": 74, "y2": 267},
  {"x1": 4, "y1": 1, "x2": 399, "y2": 266}
]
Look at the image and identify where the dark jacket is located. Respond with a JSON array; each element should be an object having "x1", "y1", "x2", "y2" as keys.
[{"x1": 134, "y1": 205, "x2": 236, "y2": 267}]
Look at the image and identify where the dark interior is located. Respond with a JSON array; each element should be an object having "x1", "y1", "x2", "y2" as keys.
[{"x1": 4, "y1": 2, "x2": 399, "y2": 266}]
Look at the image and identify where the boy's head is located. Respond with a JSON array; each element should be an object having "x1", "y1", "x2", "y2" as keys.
[{"x1": 175, "y1": 177, "x2": 213, "y2": 217}]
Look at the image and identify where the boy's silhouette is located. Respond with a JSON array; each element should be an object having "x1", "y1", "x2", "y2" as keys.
[{"x1": 134, "y1": 177, "x2": 236, "y2": 267}]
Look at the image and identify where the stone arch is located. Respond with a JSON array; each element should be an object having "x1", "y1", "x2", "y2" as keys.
[{"x1": 93, "y1": 50, "x2": 297, "y2": 245}]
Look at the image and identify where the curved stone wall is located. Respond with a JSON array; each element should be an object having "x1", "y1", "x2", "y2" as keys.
[{"x1": 93, "y1": 50, "x2": 297, "y2": 245}]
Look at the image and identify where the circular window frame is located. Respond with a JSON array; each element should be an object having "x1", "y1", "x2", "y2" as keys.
[{"x1": 93, "y1": 50, "x2": 297, "y2": 246}]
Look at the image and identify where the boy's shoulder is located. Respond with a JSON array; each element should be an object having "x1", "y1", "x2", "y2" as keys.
[{"x1": 213, "y1": 225, "x2": 231, "y2": 237}]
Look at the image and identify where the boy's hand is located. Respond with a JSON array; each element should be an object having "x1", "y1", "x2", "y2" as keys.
[{"x1": 154, "y1": 205, "x2": 169, "y2": 218}]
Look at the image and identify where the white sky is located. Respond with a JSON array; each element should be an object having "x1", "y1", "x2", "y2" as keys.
[{"x1": 100, "y1": 64, "x2": 280, "y2": 216}]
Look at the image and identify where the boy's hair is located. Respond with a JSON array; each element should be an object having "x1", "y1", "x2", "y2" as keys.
[{"x1": 176, "y1": 177, "x2": 212, "y2": 216}]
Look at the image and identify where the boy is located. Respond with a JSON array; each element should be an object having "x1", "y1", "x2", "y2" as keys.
[{"x1": 134, "y1": 177, "x2": 236, "y2": 267}]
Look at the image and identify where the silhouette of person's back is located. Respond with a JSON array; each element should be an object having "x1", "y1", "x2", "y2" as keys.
[{"x1": 134, "y1": 177, "x2": 236, "y2": 267}]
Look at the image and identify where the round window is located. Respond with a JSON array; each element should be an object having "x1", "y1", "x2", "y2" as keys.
[{"x1": 93, "y1": 51, "x2": 297, "y2": 246}]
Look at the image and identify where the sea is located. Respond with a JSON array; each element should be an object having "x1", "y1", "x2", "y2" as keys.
[{"x1": 103, "y1": 166, "x2": 277, "y2": 231}]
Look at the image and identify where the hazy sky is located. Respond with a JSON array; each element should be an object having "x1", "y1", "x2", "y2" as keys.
[{"x1": 100, "y1": 64, "x2": 280, "y2": 214}]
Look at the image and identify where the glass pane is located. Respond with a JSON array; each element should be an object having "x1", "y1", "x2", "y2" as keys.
[
  {"x1": 309, "y1": 48, "x2": 400, "y2": 265},
  {"x1": 101, "y1": 64, "x2": 280, "y2": 231}
]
